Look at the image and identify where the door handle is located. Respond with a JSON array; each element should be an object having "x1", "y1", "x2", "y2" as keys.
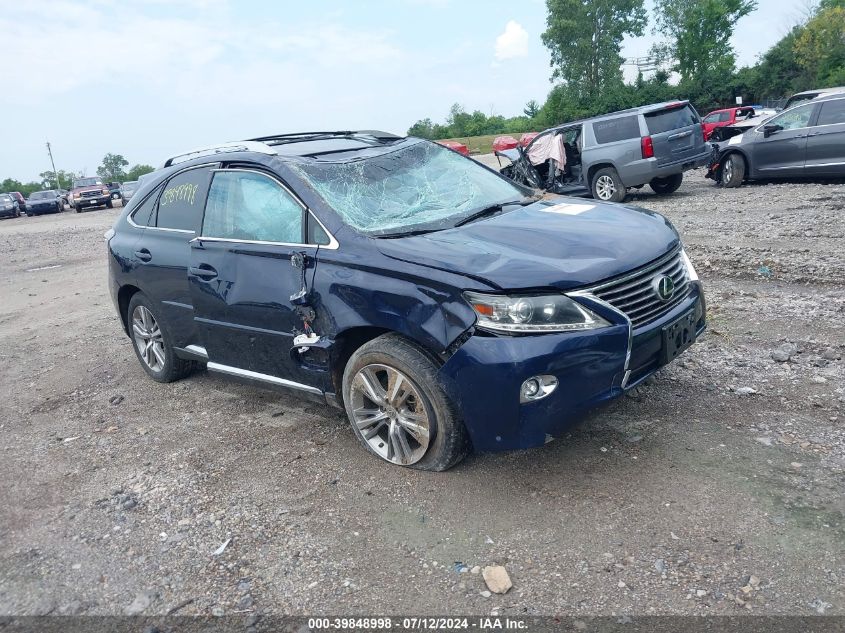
[
  {"x1": 134, "y1": 248, "x2": 152, "y2": 262},
  {"x1": 189, "y1": 265, "x2": 218, "y2": 280},
  {"x1": 668, "y1": 130, "x2": 692, "y2": 141}
]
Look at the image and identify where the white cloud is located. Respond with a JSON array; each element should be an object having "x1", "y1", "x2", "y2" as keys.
[{"x1": 494, "y1": 20, "x2": 528, "y2": 61}]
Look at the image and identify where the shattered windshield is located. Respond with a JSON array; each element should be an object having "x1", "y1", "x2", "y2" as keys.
[{"x1": 290, "y1": 140, "x2": 524, "y2": 236}]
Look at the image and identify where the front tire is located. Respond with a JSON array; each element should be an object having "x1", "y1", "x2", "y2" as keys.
[
  {"x1": 342, "y1": 334, "x2": 469, "y2": 471},
  {"x1": 127, "y1": 293, "x2": 194, "y2": 383},
  {"x1": 721, "y1": 154, "x2": 745, "y2": 188},
  {"x1": 75, "y1": 205, "x2": 82, "y2": 213},
  {"x1": 649, "y1": 173, "x2": 683, "y2": 195},
  {"x1": 106, "y1": 199, "x2": 114, "y2": 209},
  {"x1": 591, "y1": 167, "x2": 626, "y2": 202}
]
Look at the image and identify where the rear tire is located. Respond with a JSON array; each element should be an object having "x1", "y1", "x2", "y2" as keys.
[
  {"x1": 649, "y1": 173, "x2": 683, "y2": 195},
  {"x1": 721, "y1": 154, "x2": 745, "y2": 188},
  {"x1": 591, "y1": 167, "x2": 626, "y2": 202},
  {"x1": 126, "y1": 292, "x2": 194, "y2": 383},
  {"x1": 342, "y1": 334, "x2": 469, "y2": 471}
]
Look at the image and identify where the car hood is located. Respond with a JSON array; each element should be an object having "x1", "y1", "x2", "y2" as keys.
[{"x1": 374, "y1": 197, "x2": 680, "y2": 291}]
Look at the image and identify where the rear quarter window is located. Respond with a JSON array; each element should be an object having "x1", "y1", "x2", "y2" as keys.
[
  {"x1": 645, "y1": 105, "x2": 699, "y2": 134},
  {"x1": 129, "y1": 186, "x2": 162, "y2": 227},
  {"x1": 817, "y1": 99, "x2": 845, "y2": 126},
  {"x1": 592, "y1": 116, "x2": 640, "y2": 144}
]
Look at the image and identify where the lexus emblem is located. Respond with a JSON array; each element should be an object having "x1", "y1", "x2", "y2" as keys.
[{"x1": 653, "y1": 275, "x2": 675, "y2": 301}]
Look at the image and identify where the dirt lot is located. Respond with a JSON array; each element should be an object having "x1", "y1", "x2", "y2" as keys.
[{"x1": 0, "y1": 171, "x2": 843, "y2": 618}]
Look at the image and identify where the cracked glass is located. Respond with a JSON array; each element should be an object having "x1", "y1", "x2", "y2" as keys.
[{"x1": 290, "y1": 140, "x2": 522, "y2": 236}]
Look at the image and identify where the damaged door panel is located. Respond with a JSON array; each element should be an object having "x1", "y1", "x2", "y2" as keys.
[{"x1": 496, "y1": 125, "x2": 587, "y2": 196}]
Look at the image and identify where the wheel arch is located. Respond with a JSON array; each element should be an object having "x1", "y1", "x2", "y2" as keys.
[
  {"x1": 117, "y1": 284, "x2": 142, "y2": 336},
  {"x1": 720, "y1": 148, "x2": 750, "y2": 176},
  {"x1": 586, "y1": 161, "x2": 619, "y2": 186}
]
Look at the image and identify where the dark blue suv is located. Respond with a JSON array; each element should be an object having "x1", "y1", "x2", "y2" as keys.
[{"x1": 107, "y1": 131, "x2": 705, "y2": 470}]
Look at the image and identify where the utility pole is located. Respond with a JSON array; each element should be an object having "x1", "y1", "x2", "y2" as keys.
[{"x1": 46, "y1": 142, "x2": 61, "y2": 190}]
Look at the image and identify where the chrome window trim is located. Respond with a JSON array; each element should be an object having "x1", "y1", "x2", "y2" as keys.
[
  {"x1": 207, "y1": 362, "x2": 322, "y2": 395},
  {"x1": 806, "y1": 161, "x2": 845, "y2": 167},
  {"x1": 199, "y1": 167, "x2": 339, "y2": 249},
  {"x1": 126, "y1": 162, "x2": 217, "y2": 232}
]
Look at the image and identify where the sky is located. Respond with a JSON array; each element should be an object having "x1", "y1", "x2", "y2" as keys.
[{"x1": 0, "y1": 0, "x2": 812, "y2": 182}]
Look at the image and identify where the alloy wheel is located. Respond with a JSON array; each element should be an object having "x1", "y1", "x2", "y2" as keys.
[
  {"x1": 131, "y1": 305, "x2": 165, "y2": 372},
  {"x1": 349, "y1": 364, "x2": 431, "y2": 465},
  {"x1": 723, "y1": 159, "x2": 733, "y2": 184},
  {"x1": 596, "y1": 175, "x2": 616, "y2": 200}
]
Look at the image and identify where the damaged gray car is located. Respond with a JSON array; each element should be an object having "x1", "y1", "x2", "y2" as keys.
[{"x1": 497, "y1": 101, "x2": 711, "y2": 203}]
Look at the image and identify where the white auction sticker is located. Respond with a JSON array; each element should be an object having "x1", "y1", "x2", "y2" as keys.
[{"x1": 542, "y1": 203, "x2": 595, "y2": 215}]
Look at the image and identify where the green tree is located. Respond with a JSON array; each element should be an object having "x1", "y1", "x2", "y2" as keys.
[
  {"x1": 125, "y1": 164, "x2": 155, "y2": 181},
  {"x1": 523, "y1": 100, "x2": 541, "y2": 118},
  {"x1": 652, "y1": 0, "x2": 757, "y2": 82},
  {"x1": 97, "y1": 153, "x2": 129, "y2": 181},
  {"x1": 39, "y1": 169, "x2": 78, "y2": 190},
  {"x1": 794, "y1": 5, "x2": 845, "y2": 86},
  {"x1": 407, "y1": 118, "x2": 436, "y2": 139},
  {"x1": 542, "y1": 0, "x2": 647, "y2": 100}
]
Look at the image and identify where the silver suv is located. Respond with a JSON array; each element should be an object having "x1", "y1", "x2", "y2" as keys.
[{"x1": 497, "y1": 101, "x2": 710, "y2": 202}]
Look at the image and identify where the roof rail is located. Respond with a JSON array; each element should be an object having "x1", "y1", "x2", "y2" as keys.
[
  {"x1": 248, "y1": 130, "x2": 402, "y2": 144},
  {"x1": 161, "y1": 141, "x2": 278, "y2": 168}
]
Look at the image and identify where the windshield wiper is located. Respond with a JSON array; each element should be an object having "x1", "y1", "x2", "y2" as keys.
[
  {"x1": 375, "y1": 227, "x2": 445, "y2": 239},
  {"x1": 453, "y1": 195, "x2": 540, "y2": 228}
]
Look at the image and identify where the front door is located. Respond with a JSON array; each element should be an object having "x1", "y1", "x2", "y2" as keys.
[
  {"x1": 804, "y1": 97, "x2": 845, "y2": 177},
  {"x1": 749, "y1": 103, "x2": 816, "y2": 177},
  {"x1": 188, "y1": 167, "x2": 319, "y2": 385}
]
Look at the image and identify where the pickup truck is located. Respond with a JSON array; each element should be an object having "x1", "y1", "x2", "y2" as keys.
[{"x1": 69, "y1": 177, "x2": 113, "y2": 213}]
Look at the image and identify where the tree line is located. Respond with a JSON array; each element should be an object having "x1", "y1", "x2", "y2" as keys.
[
  {"x1": 408, "y1": 0, "x2": 845, "y2": 140},
  {"x1": 1, "y1": 153, "x2": 154, "y2": 197}
]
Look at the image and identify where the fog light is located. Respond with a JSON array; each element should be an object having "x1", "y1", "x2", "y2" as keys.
[{"x1": 520, "y1": 375, "x2": 558, "y2": 403}]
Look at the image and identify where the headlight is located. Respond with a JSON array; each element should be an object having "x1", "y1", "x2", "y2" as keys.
[
  {"x1": 463, "y1": 291, "x2": 610, "y2": 333},
  {"x1": 681, "y1": 249, "x2": 699, "y2": 282}
]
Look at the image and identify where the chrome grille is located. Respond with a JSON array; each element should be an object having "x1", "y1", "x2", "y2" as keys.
[
  {"x1": 590, "y1": 250, "x2": 690, "y2": 328},
  {"x1": 81, "y1": 190, "x2": 100, "y2": 198}
]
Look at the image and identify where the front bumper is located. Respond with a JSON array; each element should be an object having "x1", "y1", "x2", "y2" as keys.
[
  {"x1": 438, "y1": 282, "x2": 706, "y2": 452},
  {"x1": 74, "y1": 195, "x2": 110, "y2": 206}
]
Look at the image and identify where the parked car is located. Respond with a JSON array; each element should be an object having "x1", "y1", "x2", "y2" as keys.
[
  {"x1": 9, "y1": 192, "x2": 26, "y2": 214},
  {"x1": 26, "y1": 190, "x2": 64, "y2": 215},
  {"x1": 497, "y1": 101, "x2": 710, "y2": 202},
  {"x1": 107, "y1": 182, "x2": 124, "y2": 203},
  {"x1": 706, "y1": 93, "x2": 845, "y2": 187},
  {"x1": 57, "y1": 189, "x2": 69, "y2": 208},
  {"x1": 121, "y1": 180, "x2": 140, "y2": 204},
  {"x1": 519, "y1": 132, "x2": 539, "y2": 147},
  {"x1": 782, "y1": 86, "x2": 845, "y2": 111},
  {"x1": 107, "y1": 132, "x2": 705, "y2": 470},
  {"x1": 69, "y1": 177, "x2": 113, "y2": 212},
  {"x1": 436, "y1": 140, "x2": 469, "y2": 156},
  {"x1": 492, "y1": 135, "x2": 519, "y2": 152},
  {"x1": 702, "y1": 106, "x2": 756, "y2": 140},
  {"x1": 0, "y1": 193, "x2": 20, "y2": 218}
]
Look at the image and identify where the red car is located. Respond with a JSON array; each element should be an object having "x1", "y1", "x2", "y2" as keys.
[
  {"x1": 519, "y1": 132, "x2": 539, "y2": 147},
  {"x1": 9, "y1": 192, "x2": 26, "y2": 214},
  {"x1": 491, "y1": 135, "x2": 519, "y2": 152},
  {"x1": 702, "y1": 106, "x2": 756, "y2": 140},
  {"x1": 436, "y1": 140, "x2": 469, "y2": 156}
]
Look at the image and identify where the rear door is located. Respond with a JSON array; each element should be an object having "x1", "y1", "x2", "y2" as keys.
[
  {"x1": 804, "y1": 98, "x2": 845, "y2": 176},
  {"x1": 132, "y1": 164, "x2": 214, "y2": 346},
  {"x1": 748, "y1": 103, "x2": 816, "y2": 177},
  {"x1": 188, "y1": 167, "x2": 330, "y2": 386},
  {"x1": 644, "y1": 103, "x2": 706, "y2": 166}
]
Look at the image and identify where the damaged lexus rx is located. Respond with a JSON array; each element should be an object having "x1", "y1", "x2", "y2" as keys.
[{"x1": 107, "y1": 132, "x2": 705, "y2": 471}]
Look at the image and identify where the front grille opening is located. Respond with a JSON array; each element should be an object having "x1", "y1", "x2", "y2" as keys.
[{"x1": 592, "y1": 250, "x2": 690, "y2": 328}]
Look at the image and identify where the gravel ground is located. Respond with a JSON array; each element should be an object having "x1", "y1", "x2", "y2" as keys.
[{"x1": 0, "y1": 169, "x2": 843, "y2": 618}]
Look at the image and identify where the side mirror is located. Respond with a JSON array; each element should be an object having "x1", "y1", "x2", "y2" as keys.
[{"x1": 763, "y1": 124, "x2": 782, "y2": 138}]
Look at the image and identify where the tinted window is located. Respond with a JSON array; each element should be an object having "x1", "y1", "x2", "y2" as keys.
[
  {"x1": 130, "y1": 186, "x2": 162, "y2": 227},
  {"x1": 817, "y1": 99, "x2": 845, "y2": 126},
  {"x1": 156, "y1": 167, "x2": 211, "y2": 231},
  {"x1": 703, "y1": 113, "x2": 720, "y2": 123},
  {"x1": 592, "y1": 116, "x2": 640, "y2": 144},
  {"x1": 203, "y1": 171, "x2": 304, "y2": 243},
  {"x1": 645, "y1": 105, "x2": 698, "y2": 134},
  {"x1": 770, "y1": 104, "x2": 814, "y2": 131}
]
